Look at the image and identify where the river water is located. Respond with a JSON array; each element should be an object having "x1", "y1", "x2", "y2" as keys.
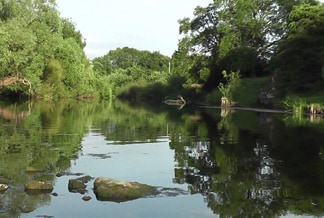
[{"x1": 0, "y1": 100, "x2": 323, "y2": 217}]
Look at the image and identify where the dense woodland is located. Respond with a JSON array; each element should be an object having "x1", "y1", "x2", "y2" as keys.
[{"x1": 0, "y1": 0, "x2": 323, "y2": 105}]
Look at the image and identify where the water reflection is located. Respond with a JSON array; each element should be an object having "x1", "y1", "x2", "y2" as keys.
[{"x1": 0, "y1": 100, "x2": 323, "y2": 217}]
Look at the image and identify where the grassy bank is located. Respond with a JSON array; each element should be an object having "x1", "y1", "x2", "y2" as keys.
[
  {"x1": 116, "y1": 75, "x2": 324, "y2": 115},
  {"x1": 206, "y1": 77, "x2": 270, "y2": 107}
]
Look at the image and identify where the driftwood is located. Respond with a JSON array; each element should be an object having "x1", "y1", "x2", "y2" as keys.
[
  {"x1": 0, "y1": 76, "x2": 32, "y2": 95},
  {"x1": 164, "y1": 95, "x2": 186, "y2": 105},
  {"x1": 0, "y1": 76, "x2": 30, "y2": 87},
  {"x1": 164, "y1": 95, "x2": 186, "y2": 110},
  {"x1": 189, "y1": 83, "x2": 203, "y2": 89}
]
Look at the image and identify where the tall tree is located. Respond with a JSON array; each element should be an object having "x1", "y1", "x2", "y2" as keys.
[
  {"x1": 271, "y1": 3, "x2": 324, "y2": 93},
  {"x1": 176, "y1": 0, "x2": 313, "y2": 88}
]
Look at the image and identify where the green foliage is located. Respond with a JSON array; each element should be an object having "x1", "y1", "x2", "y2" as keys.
[
  {"x1": 61, "y1": 18, "x2": 86, "y2": 48},
  {"x1": 92, "y1": 55, "x2": 113, "y2": 75},
  {"x1": 92, "y1": 47, "x2": 173, "y2": 100},
  {"x1": 207, "y1": 76, "x2": 269, "y2": 106},
  {"x1": 282, "y1": 95, "x2": 307, "y2": 113},
  {"x1": 0, "y1": 0, "x2": 105, "y2": 99},
  {"x1": 232, "y1": 77, "x2": 269, "y2": 106},
  {"x1": 177, "y1": 0, "x2": 294, "y2": 86},
  {"x1": 94, "y1": 47, "x2": 170, "y2": 74},
  {"x1": 272, "y1": 3, "x2": 324, "y2": 94},
  {"x1": 40, "y1": 59, "x2": 65, "y2": 99},
  {"x1": 206, "y1": 89, "x2": 223, "y2": 105}
]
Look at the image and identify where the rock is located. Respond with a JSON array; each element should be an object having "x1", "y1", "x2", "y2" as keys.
[
  {"x1": 93, "y1": 177, "x2": 157, "y2": 202},
  {"x1": 26, "y1": 166, "x2": 46, "y2": 173},
  {"x1": 68, "y1": 179, "x2": 86, "y2": 194},
  {"x1": 25, "y1": 180, "x2": 53, "y2": 194},
  {"x1": 56, "y1": 172, "x2": 84, "y2": 177},
  {"x1": 20, "y1": 205, "x2": 35, "y2": 213},
  {"x1": 0, "y1": 184, "x2": 9, "y2": 192},
  {"x1": 82, "y1": 195, "x2": 92, "y2": 201},
  {"x1": 77, "y1": 175, "x2": 93, "y2": 183}
]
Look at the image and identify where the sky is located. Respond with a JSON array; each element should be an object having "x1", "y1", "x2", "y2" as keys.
[
  {"x1": 56, "y1": 0, "x2": 211, "y2": 59},
  {"x1": 56, "y1": 0, "x2": 324, "y2": 59}
]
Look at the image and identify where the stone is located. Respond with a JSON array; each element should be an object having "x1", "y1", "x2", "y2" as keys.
[
  {"x1": 82, "y1": 195, "x2": 92, "y2": 201},
  {"x1": 77, "y1": 175, "x2": 93, "y2": 183},
  {"x1": 25, "y1": 180, "x2": 53, "y2": 194},
  {"x1": 93, "y1": 177, "x2": 157, "y2": 202},
  {"x1": 68, "y1": 179, "x2": 86, "y2": 194},
  {"x1": 26, "y1": 166, "x2": 46, "y2": 173},
  {"x1": 0, "y1": 184, "x2": 9, "y2": 192},
  {"x1": 67, "y1": 175, "x2": 92, "y2": 194}
]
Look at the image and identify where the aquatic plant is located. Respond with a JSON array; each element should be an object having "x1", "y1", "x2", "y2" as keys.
[{"x1": 218, "y1": 70, "x2": 241, "y2": 103}]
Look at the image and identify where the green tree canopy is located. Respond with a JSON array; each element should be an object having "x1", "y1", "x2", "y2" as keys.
[
  {"x1": 0, "y1": 0, "x2": 100, "y2": 99},
  {"x1": 271, "y1": 3, "x2": 324, "y2": 93},
  {"x1": 175, "y1": 0, "x2": 318, "y2": 89},
  {"x1": 93, "y1": 47, "x2": 170, "y2": 73},
  {"x1": 92, "y1": 47, "x2": 171, "y2": 88}
]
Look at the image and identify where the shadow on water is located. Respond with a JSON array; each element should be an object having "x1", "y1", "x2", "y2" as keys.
[{"x1": 0, "y1": 99, "x2": 323, "y2": 217}]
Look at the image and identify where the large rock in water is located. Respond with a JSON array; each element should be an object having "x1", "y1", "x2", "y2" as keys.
[{"x1": 93, "y1": 177, "x2": 157, "y2": 202}]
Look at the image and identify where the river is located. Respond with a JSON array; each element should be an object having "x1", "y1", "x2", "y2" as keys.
[{"x1": 0, "y1": 99, "x2": 323, "y2": 217}]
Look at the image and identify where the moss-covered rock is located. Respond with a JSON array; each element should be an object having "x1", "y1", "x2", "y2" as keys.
[
  {"x1": 25, "y1": 180, "x2": 53, "y2": 194},
  {"x1": 68, "y1": 175, "x2": 93, "y2": 194},
  {"x1": 0, "y1": 184, "x2": 9, "y2": 192},
  {"x1": 77, "y1": 175, "x2": 93, "y2": 183},
  {"x1": 93, "y1": 177, "x2": 157, "y2": 202},
  {"x1": 68, "y1": 179, "x2": 86, "y2": 194},
  {"x1": 26, "y1": 166, "x2": 46, "y2": 173}
]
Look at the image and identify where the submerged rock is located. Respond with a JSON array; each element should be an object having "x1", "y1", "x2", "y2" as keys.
[
  {"x1": 25, "y1": 180, "x2": 53, "y2": 194},
  {"x1": 56, "y1": 172, "x2": 84, "y2": 177},
  {"x1": 77, "y1": 175, "x2": 93, "y2": 183},
  {"x1": 93, "y1": 177, "x2": 157, "y2": 202},
  {"x1": 0, "y1": 184, "x2": 9, "y2": 192},
  {"x1": 82, "y1": 195, "x2": 92, "y2": 201},
  {"x1": 26, "y1": 166, "x2": 46, "y2": 173}
]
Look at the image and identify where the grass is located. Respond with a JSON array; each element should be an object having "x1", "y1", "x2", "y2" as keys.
[{"x1": 233, "y1": 77, "x2": 270, "y2": 106}]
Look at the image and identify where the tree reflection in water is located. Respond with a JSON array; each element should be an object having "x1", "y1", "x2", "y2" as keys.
[
  {"x1": 0, "y1": 100, "x2": 323, "y2": 217},
  {"x1": 172, "y1": 108, "x2": 324, "y2": 217},
  {"x1": 174, "y1": 141, "x2": 215, "y2": 195}
]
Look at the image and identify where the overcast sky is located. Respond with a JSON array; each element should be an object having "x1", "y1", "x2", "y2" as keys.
[
  {"x1": 56, "y1": 0, "x2": 211, "y2": 59},
  {"x1": 56, "y1": 0, "x2": 324, "y2": 59}
]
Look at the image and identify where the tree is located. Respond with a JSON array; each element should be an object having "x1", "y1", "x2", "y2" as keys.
[
  {"x1": 271, "y1": 3, "x2": 324, "y2": 93},
  {"x1": 93, "y1": 47, "x2": 171, "y2": 86},
  {"x1": 62, "y1": 18, "x2": 86, "y2": 49},
  {"x1": 176, "y1": 0, "x2": 314, "y2": 89},
  {"x1": 0, "y1": 0, "x2": 98, "y2": 98},
  {"x1": 92, "y1": 55, "x2": 113, "y2": 76},
  {"x1": 0, "y1": 19, "x2": 37, "y2": 77}
]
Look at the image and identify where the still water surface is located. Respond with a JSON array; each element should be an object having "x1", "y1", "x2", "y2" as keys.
[{"x1": 0, "y1": 100, "x2": 323, "y2": 217}]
